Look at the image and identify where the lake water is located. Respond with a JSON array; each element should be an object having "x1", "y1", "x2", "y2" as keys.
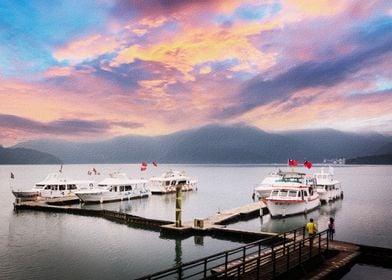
[{"x1": 0, "y1": 164, "x2": 391, "y2": 279}]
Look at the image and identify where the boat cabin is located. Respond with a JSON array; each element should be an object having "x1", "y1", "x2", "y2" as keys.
[{"x1": 269, "y1": 188, "x2": 314, "y2": 201}]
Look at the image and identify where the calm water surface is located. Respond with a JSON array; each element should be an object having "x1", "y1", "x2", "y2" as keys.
[{"x1": 0, "y1": 164, "x2": 391, "y2": 279}]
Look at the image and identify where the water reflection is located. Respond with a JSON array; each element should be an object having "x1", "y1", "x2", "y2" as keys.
[
  {"x1": 231, "y1": 199, "x2": 343, "y2": 234},
  {"x1": 80, "y1": 198, "x2": 147, "y2": 213},
  {"x1": 175, "y1": 239, "x2": 183, "y2": 266}
]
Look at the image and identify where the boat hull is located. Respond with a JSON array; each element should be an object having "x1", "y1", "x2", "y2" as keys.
[
  {"x1": 12, "y1": 190, "x2": 40, "y2": 199},
  {"x1": 40, "y1": 190, "x2": 78, "y2": 199},
  {"x1": 76, "y1": 190, "x2": 150, "y2": 203},
  {"x1": 266, "y1": 198, "x2": 320, "y2": 218},
  {"x1": 150, "y1": 184, "x2": 196, "y2": 194},
  {"x1": 317, "y1": 188, "x2": 343, "y2": 202}
]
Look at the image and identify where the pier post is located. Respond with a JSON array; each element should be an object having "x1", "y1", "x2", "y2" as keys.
[{"x1": 175, "y1": 184, "x2": 182, "y2": 227}]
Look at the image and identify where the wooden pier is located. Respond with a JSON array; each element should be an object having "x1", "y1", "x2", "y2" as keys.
[
  {"x1": 137, "y1": 229, "x2": 391, "y2": 280},
  {"x1": 14, "y1": 199, "x2": 173, "y2": 230},
  {"x1": 160, "y1": 201, "x2": 271, "y2": 239},
  {"x1": 13, "y1": 198, "x2": 270, "y2": 239}
]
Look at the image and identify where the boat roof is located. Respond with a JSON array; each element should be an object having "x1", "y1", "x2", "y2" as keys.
[
  {"x1": 35, "y1": 172, "x2": 95, "y2": 185},
  {"x1": 278, "y1": 171, "x2": 307, "y2": 178},
  {"x1": 35, "y1": 172, "x2": 72, "y2": 184},
  {"x1": 150, "y1": 170, "x2": 190, "y2": 181},
  {"x1": 98, "y1": 173, "x2": 147, "y2": 185}
]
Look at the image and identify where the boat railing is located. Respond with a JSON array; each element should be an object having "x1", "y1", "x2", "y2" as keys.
[{"x1": 136, "y1": 226, "x2": 329, "y2": 279}]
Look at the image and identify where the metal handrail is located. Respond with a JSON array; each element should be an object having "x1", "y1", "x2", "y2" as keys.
[
  {"x1": 136, "y1": 226, "x2": 311, "y2": 280},
  {"x1": 216, "y1": 230, "x2": 329, "y2": 279}
]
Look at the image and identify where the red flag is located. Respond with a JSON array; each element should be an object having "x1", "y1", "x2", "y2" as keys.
[
  {"x1": 304, "y1": 160, "x2": 313, "y2": 169},
  {"x1": 140, "y1": 162, "x2": 147, "y2": 171},
  {"x1": 288, "y1": 159, "x2": 298, "y2": 166},
  {"x1": 92, "y1": 168, "x2": 97, "y2": 175},
  {"x1": 153, "y1": 162, "x2": 158, "y2": 167},
  {"x1": 141, "y1": 162, "x2": 147, "y2": 167}
]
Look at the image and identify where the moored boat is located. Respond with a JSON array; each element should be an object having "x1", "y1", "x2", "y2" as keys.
[
  {"x1": 254, "y1": 170, "x2": 298, "y2": 200},
  {"x1": 264, "y1": 171, "x2": 320, "y2": 218},
  {"x1": 314, "y1": 167, "x2": 343, "y2": 203},
  {"x1": 148, "y1": 170, "x2": 197, "y2": 194},
  {"x1": 75, "y1": 172, "x2": 150, "y2": 203},
  {"x1": 12, "y1": 172, "x2": 95, "y2": 200}
]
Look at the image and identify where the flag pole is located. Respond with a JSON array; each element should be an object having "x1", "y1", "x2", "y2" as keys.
[{"x1": 9, "y1": 172, "x2": 15, "y2": 191}]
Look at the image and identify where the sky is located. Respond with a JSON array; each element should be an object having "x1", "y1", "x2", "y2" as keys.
[{"x1": 0, "y1": 0, "x2": 391, "y2": 146}]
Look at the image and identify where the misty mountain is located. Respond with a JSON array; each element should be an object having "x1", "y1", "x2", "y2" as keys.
[
  {"x1": 346, "y1": 154, "x2": 392, "y2": 165},
  {"x1": 13, "y1": 124, "x2": 392, "y2": 164},
  {"x1": 0, "y1": 146, "x2": 62, "y2": 164}
]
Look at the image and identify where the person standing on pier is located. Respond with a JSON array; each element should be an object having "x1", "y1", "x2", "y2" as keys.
[
  {"x1": 306, "y1": 218, "x2": 317, "y2": 246},
  {"x1": 328, "y1": 217, "x2": 335, "y2": 241}
]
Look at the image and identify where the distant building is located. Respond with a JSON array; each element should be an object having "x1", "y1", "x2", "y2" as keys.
[{"x1": 323, "y1": 158, "x2": 346, "y2": 164}]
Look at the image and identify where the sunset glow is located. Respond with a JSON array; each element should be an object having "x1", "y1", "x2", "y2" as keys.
[{"x1": 0, "y1": 0, "x2": 391, "y2": 146}]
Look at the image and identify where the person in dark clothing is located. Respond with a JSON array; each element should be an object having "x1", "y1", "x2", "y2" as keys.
[{"x1": 328, "y1": 217, "x2": 335, "y2": 241}]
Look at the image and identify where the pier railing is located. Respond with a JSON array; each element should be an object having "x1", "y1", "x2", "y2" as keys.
[{"x1": 137, "y1": 227, "x2": 329, "y2": 280}]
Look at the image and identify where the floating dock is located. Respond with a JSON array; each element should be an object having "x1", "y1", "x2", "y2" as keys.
[
  {"x1": 14, "y1": 199, "x2": 172, "y2": 229},
  {"x1": 13, "y1": 198, "x2": 270, "y2": 240},
  {"x1": 160, "y1": 201, "x2": 273, "y2": 240}
]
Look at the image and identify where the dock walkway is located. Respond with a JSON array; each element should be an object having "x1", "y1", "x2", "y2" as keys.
[
  {"x1": 14, "y1": 198, "x2": 270, "y2": 239},
  {"x1": 160, "y1": 201, "x2": 271, "y2": 239}
]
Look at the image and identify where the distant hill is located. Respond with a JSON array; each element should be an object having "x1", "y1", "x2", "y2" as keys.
[
  {"x1": 346, "y1": 154, "x2": 392, "y2": 165},
  {"x1": 0, "y1": 146, "x2": 62, "y2": 164},
  {"x1": 13, "y1": 124, "x2": 392, "y2": 164}
]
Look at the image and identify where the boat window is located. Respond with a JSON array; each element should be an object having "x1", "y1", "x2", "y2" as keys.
[
  {"x1": 125, "y1": 185, "x2": 132, "y2": 191},
  {"x1": 68, "y1": 184, "x2": 77, "y2": 190},
  {"x1": 303, "y1": 190, "x2": 308, "y2": 196},
  {"x1": 109, "y1": 187, "x2": 113, "y2": 192},
  {"x1": 165, "y1": 181, "x2": 170, "y2": 186},
  {"x1": 120, "y1": 186, "x2": 124, "y2": 192},
  {"x1": 59, "y1": 185, "x2": 66, "y2": 191},
  {"x1": 44, "y1": 185, "x2": 51, "y2": 190},
  {"x1": 50, "y1": 185, "x2": 58, "y2": 190},
  {"x1": 271, "y1": 190, "x2": 279, "y2": 197},
  {"x1": 36, "y1": 184, "x2": 45, "y2": 189},
  {"x1": 288, "y1": 190, "x2": 297, "y2": 197},
  {"x1": 279, "y1": 190, "x2": 288, "y2": 197}
]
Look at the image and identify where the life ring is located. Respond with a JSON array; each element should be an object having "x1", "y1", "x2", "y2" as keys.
[{"x1": 89, "y1": 183, "x2": 94, "y2": 189}]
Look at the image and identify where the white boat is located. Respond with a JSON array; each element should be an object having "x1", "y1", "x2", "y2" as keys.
[
  {"x1": 314, "y1": 167, "x2": 343, "y2": 203},
  {"x1": 12, "y1": 172, "x2": 95, "y2": 200},
  {"x1": 148, "y1": 170, "x2": 197, "y2": 194},
  {"x1": 75, "y1": 172, "x2": 150, "y2": 203},
  {"x1": 253, "y1": 170, "x2": 284, "y2": 200},
  {"x1": 264, "y1": 172, "x2": 320, "y2": 218}
]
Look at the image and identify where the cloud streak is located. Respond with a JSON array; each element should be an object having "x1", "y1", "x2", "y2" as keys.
[
  {"x1": 0, "y1": 114, "x2": 143, "y2": 137},
  {"x1": 215, "y1": 28, "x2": 392, "y2": 118}
]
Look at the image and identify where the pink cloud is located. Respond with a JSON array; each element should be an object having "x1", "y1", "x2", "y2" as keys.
[{"x1": 54, "y1": 34, "x2": 120, "y2": 64}]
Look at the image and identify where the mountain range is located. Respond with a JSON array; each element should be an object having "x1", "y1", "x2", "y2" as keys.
[
  {"x1": 0, "y1": 146, "x2": 62, "y2": 164},
  {"x1": 11, "y1": 124, "x2": 392, "y2": 164}
]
